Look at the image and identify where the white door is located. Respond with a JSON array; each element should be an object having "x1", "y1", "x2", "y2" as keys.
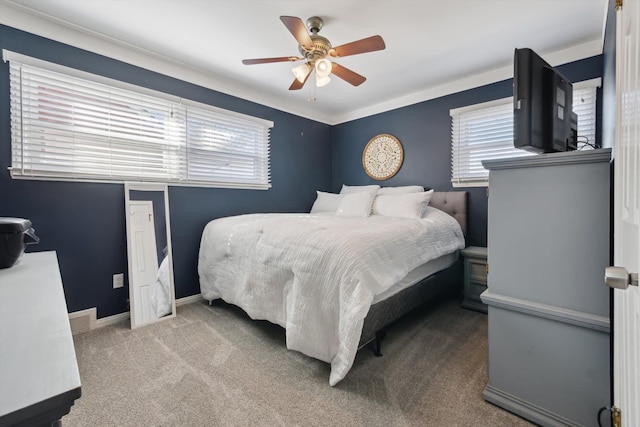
[
  {"x1": 129, "y1": 200, "x2": 160, "y2": 326},
  {"x1": 611, "y1": 0, "x2": 640, "y2": 425}
]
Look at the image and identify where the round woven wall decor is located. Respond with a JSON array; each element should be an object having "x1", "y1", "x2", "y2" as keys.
[{"x1": 362, "y1": 134, "x2": 404, "y2": 180}]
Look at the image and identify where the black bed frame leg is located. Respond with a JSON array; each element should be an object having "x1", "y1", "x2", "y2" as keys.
[{"x1": 373, "y1": 330, "x2": 386, "y2": 357}]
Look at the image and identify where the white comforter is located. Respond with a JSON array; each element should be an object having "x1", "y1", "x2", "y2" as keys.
[
  {"x1": 151, "y1": 255, "x2": 172, "y2": 318},
  {"x1": 198, "y1": 207, "x2": 465, "y2": 385}
]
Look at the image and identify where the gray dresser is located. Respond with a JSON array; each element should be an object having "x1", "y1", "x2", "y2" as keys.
[{"x1": 481, "y1": 149, "x2": 611, "y2": 427}]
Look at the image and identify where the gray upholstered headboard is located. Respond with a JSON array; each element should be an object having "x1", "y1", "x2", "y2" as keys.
[{"x1": 429, "y1": 191, "x2": 468, "y2": 236}]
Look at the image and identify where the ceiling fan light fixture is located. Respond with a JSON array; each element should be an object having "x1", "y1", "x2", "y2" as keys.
[
  {"x1": 243, "y1": 16, "x2": 385, "y2": 91},
  {"x1": 292, "y1": 62, "x2": 312, "y2": 82},
  {"x1": 315, "y1": 58, "x2": 332, "y2": 77},
  {"x1": 315, "y1": 73, "x2": 331, "y2": 87}
]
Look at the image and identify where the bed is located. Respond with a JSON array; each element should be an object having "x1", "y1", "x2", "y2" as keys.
[{"x1": 198, "y1": 188, "x2": 467, "y2": 385}]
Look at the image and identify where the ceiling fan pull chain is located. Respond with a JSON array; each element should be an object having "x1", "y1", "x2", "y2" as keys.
[{"x1": 308, "y1": 79, "x2": 317, "y2": 102}]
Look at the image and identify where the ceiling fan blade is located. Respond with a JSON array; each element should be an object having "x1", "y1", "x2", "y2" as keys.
[
  {"x1": 289, "y1": 73, "x2": 311, "y2": 90},
  {"x1": 242, "y1": 56, "x2": 302, "y2": 65},
  {"x1": 331, "y1": 35, "x2": 386, "y2": 58},
  {"x1": 280, "y1": 16, "x2": 313, "y2": 49},
  {"x1": 331, "y1": 63, "x2": 366, "y2": 86}
]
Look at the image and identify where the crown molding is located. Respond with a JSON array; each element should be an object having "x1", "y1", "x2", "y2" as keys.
[
  {"x1": 1, "y1": 1, "x2": 603, "y2": 126},
  {"x1": 331, "y1": 39, "x2": 603, "y2": 125},
  {"x1": 0, "y1": 1, "x2": 334, "y2": 124}
]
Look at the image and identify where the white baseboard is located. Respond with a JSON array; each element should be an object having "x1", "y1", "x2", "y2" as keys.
[
  {"x1": 70, "y1": 293, "x2": 203, "y2": 333},
  {"x1": 95, "y1": 311, "x2": 130, "y2": 329},
  {"x1": 68, "y1": 307, "x2": 97, "y2": 334},
  {"x1": 176, "y1": 293, "x2": 204, "y2": 307}
]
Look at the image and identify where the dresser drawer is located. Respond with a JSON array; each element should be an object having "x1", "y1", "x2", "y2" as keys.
[
  {"x1": 461, "y1": 246, "x2": 488, "y2": 313},
  {"x1": 467, "y1": 260, "x2": 488, "y2": 284}
]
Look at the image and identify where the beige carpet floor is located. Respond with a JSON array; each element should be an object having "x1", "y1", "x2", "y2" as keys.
[{"x1": 64, "y1": 296, "x2": 534, "y2": 426}]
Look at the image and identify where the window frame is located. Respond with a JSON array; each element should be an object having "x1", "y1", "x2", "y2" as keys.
[
  {"x1": 4, "y1": 50, "x2": 273, "y2": 190},
  {"x1": 450, "y1": 78, "x2": 600, "y2": 188}
]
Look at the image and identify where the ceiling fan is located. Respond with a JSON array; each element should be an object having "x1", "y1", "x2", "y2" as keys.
[{"x1": 242, "y1": 16, "x2": 386, "y2": 90}]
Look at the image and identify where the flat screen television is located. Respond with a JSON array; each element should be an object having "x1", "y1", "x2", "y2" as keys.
[{"x1": 513, "y1": 48, "x2": 577, "y2": 153}]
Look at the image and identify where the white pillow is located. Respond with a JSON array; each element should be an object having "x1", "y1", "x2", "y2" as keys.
[
  {"x1": 339, "y1": 184, "x2": 380, "y2": 194},
  {"x1": 310, "y1": 191, "x2": 343, "y2": 213},
  {"x1": 335, "y1": 191, "x2": 376, "y2": 217},
  {"x1": 372, "y1": 190, "x2": 434, "y2": 218},
  {"x1": 377, "y1": 185, "x2": 425, "y2": 195}
]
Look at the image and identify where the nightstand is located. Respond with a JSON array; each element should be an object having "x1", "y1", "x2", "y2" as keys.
[{"x1": 460, "y1": 246, "x2": 488, "y2": 313}]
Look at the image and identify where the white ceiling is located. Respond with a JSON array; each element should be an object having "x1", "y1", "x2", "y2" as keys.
[{"x1": 0, "y1": 0, "x2": 608, "y2": 125}]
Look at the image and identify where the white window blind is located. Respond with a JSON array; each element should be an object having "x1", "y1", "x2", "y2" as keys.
[
  {"x1": 5, "y1": 51, "x2": 273, "y2": 189},
  {"x1": 573, "y1": 84, "x2": 597, "y2": 150},
  {"x1": 450, "y1": 98, "x2": 529, "y2": 187},
  {"x1": 185, "y1": 104, "x2": 271, "y2": 187},
  {"x1": 450, "y1": 78, "x2": 600, "y2": 187}
]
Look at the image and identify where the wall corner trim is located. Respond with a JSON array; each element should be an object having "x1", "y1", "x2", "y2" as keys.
[
  {"x1": 70, "y1": 294, "x2": 204, "y2": 332},
  {"x1": 68, "y1": 307, "x2": 97, "y2": 334}
]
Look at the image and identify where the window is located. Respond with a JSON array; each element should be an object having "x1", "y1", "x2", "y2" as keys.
[
  {"x1": 5, "y1": 50, "x2": 273, "y2": 189},
  {"x1": 450, "y1": 79, "x2": 600, "y2": 187}
]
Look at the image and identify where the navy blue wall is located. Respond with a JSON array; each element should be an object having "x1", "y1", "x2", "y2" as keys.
[
  {"x1": 0, "y1": 25, "x2": 332, "y2": 318},
  {"x1": 331, "y1": 55, "x2": 604, "y2": 247},
  {"x1": 0, "y1": 23, "x2": 606, "y2": 319}
]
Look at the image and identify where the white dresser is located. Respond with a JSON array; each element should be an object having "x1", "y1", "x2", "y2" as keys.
[
  {"x1": 0, "y1": 251, "x2": 81, "y2": 426},
  {"x1": 481, "y1": 149, "x2": 611, "y2": 427}
]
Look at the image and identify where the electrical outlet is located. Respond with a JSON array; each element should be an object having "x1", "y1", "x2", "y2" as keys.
[{"x1": 113, "y1": 273, "x2": 124, "y2": 289}]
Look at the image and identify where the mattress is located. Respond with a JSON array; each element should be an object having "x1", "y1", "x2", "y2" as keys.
[{"x1": 371, "y1": 252, "x2": 459, "y2": 304}]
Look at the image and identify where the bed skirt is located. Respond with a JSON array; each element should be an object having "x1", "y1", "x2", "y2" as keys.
[{"x1": 358, "y1": 259, "x2": 463, "y2": 348}]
